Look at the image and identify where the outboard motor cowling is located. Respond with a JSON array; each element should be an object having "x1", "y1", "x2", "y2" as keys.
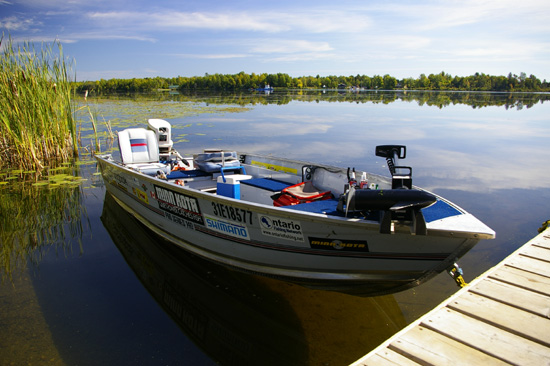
[{"x1": 147, "y1": 119, "x2": 173, "y2": 160}]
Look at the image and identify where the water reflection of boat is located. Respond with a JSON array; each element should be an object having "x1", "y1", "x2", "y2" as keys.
[
  {"x1": 101, "y1": 192, "x2": 408, "y2": 365},
  {"x1": 102, "y1": 193, "x2": 305, "y2": 365},
  {"x1": 95, "y1": 119, "x2": 495, "y2": 296}
]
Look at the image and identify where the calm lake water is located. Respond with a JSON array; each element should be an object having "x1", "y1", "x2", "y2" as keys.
[{"x1": 1, "y1": 90, "x2": 549, "y2": 365}]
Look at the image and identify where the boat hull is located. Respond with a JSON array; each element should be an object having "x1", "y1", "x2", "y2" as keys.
[{"x1": 97, "y1": 155, "x2": 483, "y2": 296}]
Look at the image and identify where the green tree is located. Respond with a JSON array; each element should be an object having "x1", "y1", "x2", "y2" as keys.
[
  {"x1": 418, "y1": 74, "x2": 430, "y2": 89},
  {"x1": 383, "y1": 74, "x2": 397, "y2": 89},
  {"x1": 372, "y1": 75, "x2": 383, "y2": 89}
]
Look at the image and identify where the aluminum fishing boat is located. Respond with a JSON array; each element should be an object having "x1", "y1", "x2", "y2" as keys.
[{"x1": 95, "y1": 118, "x2": 495, "y2": 296}]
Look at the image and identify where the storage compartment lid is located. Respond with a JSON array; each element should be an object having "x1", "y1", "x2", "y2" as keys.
[{"x1": 217, "y1": 175, "x2": 253, "y2": 184}]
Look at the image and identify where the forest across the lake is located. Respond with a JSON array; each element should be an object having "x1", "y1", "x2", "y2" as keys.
[{"x1": 74, "y1": 71, "x2": 550, "y2": 94}]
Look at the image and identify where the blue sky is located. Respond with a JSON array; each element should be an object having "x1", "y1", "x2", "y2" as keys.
[{"x1": 1, "y1": 0, "x2": 549, "y2": 81}]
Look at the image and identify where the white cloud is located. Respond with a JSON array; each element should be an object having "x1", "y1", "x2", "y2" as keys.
[
  {"x1": 86, "y1": 9, "x2": 371, "y2": 34},
  {"x1": 160, "y1": 12, "x2": 289, "y2": 32},
  {"x1": 172, "y1": 39, "x2": 336, "y2": 62},
  {"x1": 267, "y1": 53, "x2": 341, "y2": 63},
  {"x1": 381, "y1": 0, "x2": 550, "y2": 32},
  {"x1": 177, "y1": 53, "x2": 248, "y2": 59},
  {"x1": 250, "y1": 39, "x2": 333, "y2": 54},
  {"x1": 0, "y1": 15, "x2": 39, "y2": 31},
  {"x1": 71, "y1": 32, "x2": 156, "y2": 42}
]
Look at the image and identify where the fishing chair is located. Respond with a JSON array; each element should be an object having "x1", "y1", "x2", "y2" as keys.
[{"x1": 118, "y1": 128, "x2": 170, "y2": 176}]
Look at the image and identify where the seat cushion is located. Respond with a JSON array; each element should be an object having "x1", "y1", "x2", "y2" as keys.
[{"x1": 118, "y1": 128, "x2": 159, "y2": 164}]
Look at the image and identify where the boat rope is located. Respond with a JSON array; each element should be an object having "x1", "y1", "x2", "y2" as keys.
[
  {"x1": 538, "y1": 220, "x2": 550, "y2": 233},
  {"x1": 447, "y1": 262, "x2": 467, "y2": 288}
]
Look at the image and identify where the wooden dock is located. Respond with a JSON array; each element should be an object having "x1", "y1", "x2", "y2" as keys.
[{"x1": 351, "y1": 228, "x2": 550, "y2": 366}]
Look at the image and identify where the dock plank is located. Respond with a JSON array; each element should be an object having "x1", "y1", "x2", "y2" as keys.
[
  {"x1": 351, "y1": 228, "x2": 550, "y2": 366},
  {"x1": 507, "y1": 254, "x2": 550, "y2": 278},
  {"x1": 534, "y1": 234, "x2": 550, "y2": 249},
  {"x1": 488, "y1": 265, "x2": 550, "y2": 296},
  {"x1": 521, "y1": 244, "x2": 550, "y2": 262},
  {"x1": 359, "y1": 349, "x2": 421, "y2": 366},
  {"x1": 447, "y1": 291, "x2": 550, "y2": 346},
  {"x1": 389, "y1": 326, "x2": 508, "y2": 366},
  {"x1": 469, "y1": 278, "x2": 550, "y2": 317},
  {"x1": 422, "y1": 308, "x2": 550, "y2": 365}
]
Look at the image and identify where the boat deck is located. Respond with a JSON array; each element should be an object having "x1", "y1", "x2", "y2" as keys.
[
  {"x1": 165, "y1": 167, "x2": 466, "y2": 223},
  {"x1": 351, "y1": 227, "x2": 550, "y2": 366}
]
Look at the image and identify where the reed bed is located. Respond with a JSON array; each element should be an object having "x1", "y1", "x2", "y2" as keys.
[{"x1": 0, "y1": 35, "x2": 77, "y2": 172}]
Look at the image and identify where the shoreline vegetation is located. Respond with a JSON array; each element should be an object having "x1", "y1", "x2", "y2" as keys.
[
  {"x1": 0, "y1": 36, "x2": 77, "y2": 172},
  {"x1": 74, "y1": 71, "x2": 550, "y2": 94}
]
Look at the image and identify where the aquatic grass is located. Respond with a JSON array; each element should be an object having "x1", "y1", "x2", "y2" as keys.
[
  {"x1": 0, "y1": 182, "x2": 87, "y2": 281},
  {"x1": 0, "y1": 35, "x2": 77, "y2": 171},
  {"x1": 0, "y1": 161, "x2": 93, "y2": 282}
]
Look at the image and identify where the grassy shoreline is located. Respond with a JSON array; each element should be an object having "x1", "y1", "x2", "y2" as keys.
[{"x1": 0, "y1": 36, "x2": 77, "y2": 172}]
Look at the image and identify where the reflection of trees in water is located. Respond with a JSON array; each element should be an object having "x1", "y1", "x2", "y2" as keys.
[
  {"x1": 82, "y1": 90, "x2": 549, "y2": 110},
  {"x1": 0, "y1": 170, "x2": 89, "y2": 281}
]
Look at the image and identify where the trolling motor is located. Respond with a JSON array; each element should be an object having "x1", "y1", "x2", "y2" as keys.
[
  {"x1": 375, "y1": 145, "x2": 412, "y2": 189},
  {"x1": 338, "y1": 145, "x2": 436, "y2": 235}
]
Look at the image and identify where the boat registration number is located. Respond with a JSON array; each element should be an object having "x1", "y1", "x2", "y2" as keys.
[{"x1": 211, "y1": 202, "x2": 253, "y2": 225}]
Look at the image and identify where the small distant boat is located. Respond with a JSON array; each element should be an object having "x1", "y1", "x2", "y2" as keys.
[
  {"x1": 96, "y1": 119, "x2": 495, "y2": 296},
  {"x1": 255, "y1": 84, "x2": 274, "y2": 91}
]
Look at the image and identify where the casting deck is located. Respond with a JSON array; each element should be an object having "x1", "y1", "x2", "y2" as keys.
[{"x1": 352, "y1": 227, "x2": 550, "y2": 366}]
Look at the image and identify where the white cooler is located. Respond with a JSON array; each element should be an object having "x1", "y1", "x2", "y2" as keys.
[{"x1": 216, "y1": 175, "x2": 253, "y2": 199}]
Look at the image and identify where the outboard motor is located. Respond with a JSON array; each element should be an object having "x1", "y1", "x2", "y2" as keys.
[{"x1": 147, "y1": 119, "x2": 173, "y2": 160}]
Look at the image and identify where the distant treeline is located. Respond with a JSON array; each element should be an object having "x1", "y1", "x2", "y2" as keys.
[{"x1": 74, "y1": 71, "x2": 550, "y2": 94}]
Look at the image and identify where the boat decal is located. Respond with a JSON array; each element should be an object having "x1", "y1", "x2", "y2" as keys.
[
  {"x1": 164, "y1": 212, "x2": 196, "y2": 230},
  {"x1": 211, "y1": 202, "x2": 253, "y2": 225},
  {"x1": 258, "y1": 215, "x2": 304, "y2": 242},
  {"x1": 109, "y1": 172, "x2": 129, "y2": 192},
  {"x1": 109, "y1": 176, "x2": 165, "y2": 216},
  {"x1": 153, "y1": 185, "x2": 204, "y2": 225},
  {"x1": 110, "y1": 179, "x2": 128, "y2": 192},
  {"x1": 112, "y1": 172, "x2": 128, "y2": 185},
  {"x1": 132, "y1": 187, "x2": 149, "y2": 204},
  {"x1": 309, "y1": 237, "x2": 369, "y2": 252},
  {"x1": 251, "y1": 160, "x2": 298, "y2": 174},
  {"x1": 204, "y1": 214, "x2": 250, "y2": 240},
  {"x1": 193, "y1": 224, "x2": 449, "y2": 260}
]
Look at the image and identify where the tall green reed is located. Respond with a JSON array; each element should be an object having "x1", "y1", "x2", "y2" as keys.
[{"x1": 0, "y1": 35, "x2": 78, "y2": 172}]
